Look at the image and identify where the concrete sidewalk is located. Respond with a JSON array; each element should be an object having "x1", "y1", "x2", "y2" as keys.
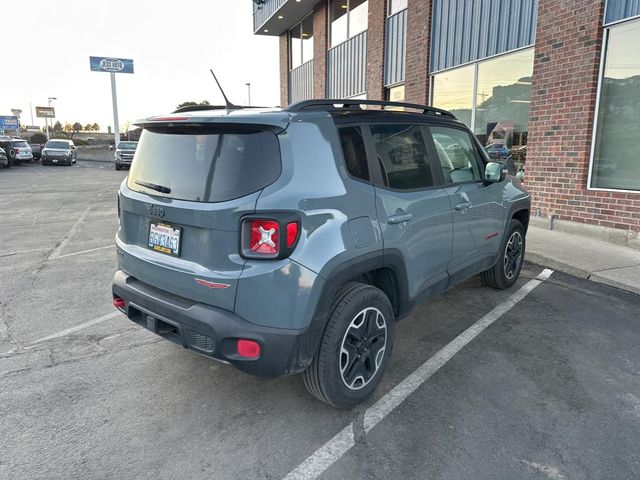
[{"x1": 526, "y1": 226, "x2": 640, "y2": 295}]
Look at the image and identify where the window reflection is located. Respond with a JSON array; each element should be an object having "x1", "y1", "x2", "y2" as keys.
[
  {"x1": 301, "y1": 15, "x2": 314, "y2": 64},
  {"x1": 431, "y1": 48, "x2": 533, "y2": 176},
  {"x1": 431, "y1": 64, "x2": 474, "y2": 128},
  {"x1": 289, "y1": 16, "x2": 314, "y2": 70},
  {"x1": 591, "y1": 20, "x2": 640, "y2": 191},
  {"x1": 475, "y1": 49, "x2": 533, "y2": 168}
]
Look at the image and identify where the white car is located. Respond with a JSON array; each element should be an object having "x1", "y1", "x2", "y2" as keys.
[{"x1": 0, "y1": 138, "x2": 33, "y2": 166}]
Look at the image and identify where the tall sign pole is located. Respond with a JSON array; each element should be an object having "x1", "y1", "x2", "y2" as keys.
[
  {"x1": 35, "y1": 106, "x2": 55, "y2": 138},
  {"x1": 90, "y1": 56, "x2": 134, "y2": 148},
  {"x1": 110, "y1": 72, "x2": 120, "y2": 147}
]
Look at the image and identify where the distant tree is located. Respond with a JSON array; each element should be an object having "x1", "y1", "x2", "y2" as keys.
[
  {"x1": 63, "y1": 123, "x2": 73, "y2": 135},
  {"x1": 30, "y1": 132, "x2": 47, "y2": 144},
  {"x1": 120, "y1": 120, "x2": 131, "y2": 133},
  {"x1": 92, "y1": 123, "x2": 99, "y2": 132},
  {"x1": 176, "y1": 99, "x2": 210, "y2": 110},
  {"x1": 53, "y1": 121, "x2": 63, "y2": 133},
  {"x1": 84, "y1": 123, "x2": 93, "y2": 131},
  {"x1": 71, "y1": 122, "x2": 83, "y2": 139}
]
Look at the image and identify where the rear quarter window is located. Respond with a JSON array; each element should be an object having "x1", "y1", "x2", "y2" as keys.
[{"x1": 127, "y1": 127, "x2": 281, "y2": 203}]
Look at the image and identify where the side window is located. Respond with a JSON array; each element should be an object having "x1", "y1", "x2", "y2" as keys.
[
  {"x1": 370, "y1": 124, "x2": 434, "y2": 190},
  {"x1": 430, "y1": 126, "x2": 483, "y2": 184},
  {"x1": 339, "y1": 126, "x2": 370, "y2": 181}
]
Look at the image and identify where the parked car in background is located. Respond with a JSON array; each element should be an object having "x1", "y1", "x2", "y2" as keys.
[
  {"x1": 41, "y1": 139, "x2": 77, "y2": 166},
  {"x1": 0, "y1": 147, "x2": 8, "y2": 168},
  {"x1": 0, "y1": 138, "x2": 33, "y2": 165},
  {"x1": 114, "y1": 141, "x2": 138, "y2": 170},
  {"x1": 29, "y1": 142, "x2": 43, "y2": 160},
  {"x1": 485, "y1": 142, "x2": 509, "y2": 161}
]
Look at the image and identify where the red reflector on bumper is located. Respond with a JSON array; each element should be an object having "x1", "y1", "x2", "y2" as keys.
[
  {"x1": 112, "y1": 297, "x2": 125, "y2": 309},
  {"x1": 237, "y1": 339, "x2": 261, "y2": 358}
]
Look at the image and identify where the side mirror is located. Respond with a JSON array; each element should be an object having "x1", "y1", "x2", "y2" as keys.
[{"x1": 484, "y1": 162, "x2": 506, "y2": 182}]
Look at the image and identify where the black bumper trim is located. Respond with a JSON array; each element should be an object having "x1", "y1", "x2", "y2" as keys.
[{"x1": 112, "y1": 270, "x2": 312, "y2": 377}]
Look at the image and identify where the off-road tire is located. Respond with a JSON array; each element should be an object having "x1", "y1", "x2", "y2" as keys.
[
  {"x1": 303, "y1": 282, "x2": 395, "y2": 409},
  {"x1": 481, "y1": 219, "x2": 525, "y2": 290}
]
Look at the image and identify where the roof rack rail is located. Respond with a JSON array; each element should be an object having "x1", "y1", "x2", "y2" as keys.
[{"x1": 284, "y1": 99, "x2": 457, "y2": 119}]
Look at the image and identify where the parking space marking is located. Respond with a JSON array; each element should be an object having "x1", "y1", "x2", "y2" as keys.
[
  {"x1": 49, "y1": 244, "x2": 113, "y2": 260},
  {"x1": 27, "y1": 311, "x2": 122, "y2": 346},
  {"x1": 283, "y1": 269, "x2": 554, "y2": 480},
  {"x1": 0, "y1": 248, "x2": 48, "y2": 258},
  {"x1": 48, "y1": 204, "x2": 93, "y2": 259}
]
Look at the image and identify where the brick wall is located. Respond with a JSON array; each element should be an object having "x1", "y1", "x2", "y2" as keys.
[
  {"x1": 526, "y1": 0, "x2": 640, "y2": 232},
  {"x1": 312, "y1": 2, "x2": 328, "y2": 98},
  {"x1": 366, "y1": 0, "x2": 387, "y2": 100},
  {"x1": 279, "y1": 33, "x2": 289, "y2": 106},
  {"x1": 404, "y1": 0, "x2": 432, "y2": 104}
]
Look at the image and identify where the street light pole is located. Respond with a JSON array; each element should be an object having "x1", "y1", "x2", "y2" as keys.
[
  {"x1": 245, "y1": 83, "x2": 251, "y2": 106},
  {"x1": 46, "y1": 97, "x2": 57, "y2": 140}
]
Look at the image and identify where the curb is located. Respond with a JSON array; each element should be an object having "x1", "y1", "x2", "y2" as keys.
[{"x1": 525, "y1": 251, "x2": 640, "y2": 295}]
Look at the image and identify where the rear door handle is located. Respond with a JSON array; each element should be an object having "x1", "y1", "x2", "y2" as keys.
[
  {"x1": 388, "y1": 213, "x2": 413, "y2": 224},
  {"x1": 454, "y1": 202, "x2": 471, "y2": 211}
]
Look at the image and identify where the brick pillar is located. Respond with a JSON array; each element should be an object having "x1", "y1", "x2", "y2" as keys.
[
  {"x1": 525, "y1": 0, "x2": 605, "y2": 223},
  {"x1": 366, "y1": 0, "x2": 387, "y2": 100},
  {"x1": 279, "y1": 32, "x2": 289, "y2": 106},
  {"x1": 404, "y1": 0, "x2": 432, "y2": 104},
  {"x1": 312, "y1": 2, "x2": 328, "y2": 98}
]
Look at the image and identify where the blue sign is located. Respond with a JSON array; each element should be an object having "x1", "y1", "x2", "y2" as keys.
[
  {"x1": 0, "y1": 116, "x2": 19, "y2": 129},
  {"x1": 90, "y1": 56, "x2": 134, "y2": 74}
]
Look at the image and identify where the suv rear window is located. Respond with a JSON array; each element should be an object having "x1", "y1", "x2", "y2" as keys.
[
  {"x1": 127, "y1": 127, "x2": 281, "y2": 203},
  {"x1": 14, "y1": 141, "x2": 28, "y2": 148}
]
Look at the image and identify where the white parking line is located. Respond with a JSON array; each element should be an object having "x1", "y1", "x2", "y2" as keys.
[
  {"x1": 283, "y1": 269, "x2": 554, "y2": 480},
  {"x1": 49, "y1": 244, "x2": 113, "y2": 260},
  {"x1": 48, "y1": 204, "x2": 93, "y2": 259},
  {"x1": 28, "y1": 311, "x2": 122, "y2": 345}
]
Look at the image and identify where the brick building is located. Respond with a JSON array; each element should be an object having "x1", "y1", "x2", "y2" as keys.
[{"x1": 252, "y1": 0, "x2": 640, "y2": 246}]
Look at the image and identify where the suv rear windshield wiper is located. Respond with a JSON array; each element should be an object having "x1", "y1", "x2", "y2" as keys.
[{"x1": 135, "y1": 180, "x2": 171, "y2": 194}]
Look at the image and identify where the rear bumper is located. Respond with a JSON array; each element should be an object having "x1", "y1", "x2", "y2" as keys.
[
  {"x1": 42, "y1": 156, "x2": 72, "y2": 165},
  {"x1": 112, "y1": 270, "x2": 310, "y2": 377}
]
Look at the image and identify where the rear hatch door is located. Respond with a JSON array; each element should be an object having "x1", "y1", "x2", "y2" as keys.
[{"x1": 117, "y1": 116, "x2": 286, "y2": 311}]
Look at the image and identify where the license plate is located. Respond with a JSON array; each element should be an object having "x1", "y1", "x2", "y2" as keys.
[
  {"x1": 52, "y1": 159, "x2": 58, "y2": 163},
  {"x1": 148, "y1": 222, "x2": 182, "y2": 256}
]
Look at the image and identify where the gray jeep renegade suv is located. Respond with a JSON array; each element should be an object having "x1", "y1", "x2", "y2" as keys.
[{"x1": 112, "y1": 99, "x2": 530, "y2": 409}]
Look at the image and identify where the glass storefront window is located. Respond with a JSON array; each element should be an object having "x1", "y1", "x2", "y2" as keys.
[
  {"x1": 289, "y1": 16, "x2": 313, "y2": 70},
  {"x1": 330, "y1": 0, "x2": 368, "y2": 47},
  {"x1": 388, "y1": 0, "x2": 408, "y2": 15},
  {"x1": 591, "y1": 19, "x2": 640, "y2": 191},
  {"x1": 475, "y1": 48, "x2": 533, "y2": 162},
  {"x1": 289, "y1": 26, "x2": 302, "y2": 70},
  {"x1": 301, "y1": 15, "x2": 314, "y2": 64},
  {"x1": 431, "y1": 48, "x2": 533, "y2": 174},
  {"x1": 431, "y1": 64, "x2": 474, "y2": 128}
]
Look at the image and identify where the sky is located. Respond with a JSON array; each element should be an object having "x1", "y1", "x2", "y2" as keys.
[{"x1": 1, "y1": 1, "x2": 280, "y2": 132}]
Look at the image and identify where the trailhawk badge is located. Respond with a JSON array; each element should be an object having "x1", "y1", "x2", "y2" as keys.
[{"x1": 195, "y1": 278, "x2": 231, "y2": 289}]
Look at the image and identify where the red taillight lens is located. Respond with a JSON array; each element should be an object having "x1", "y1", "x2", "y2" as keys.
[
  {"x1": 249, "y1": 220, "x2": 279, "y2": 255},
  {"x1": 237, "y1": 339, "x2": 261, "y2": 358},
  {"x1": 286, "y1": 221, "x2": 299, "y2": 248},
  {"x1": 14, "y1": 148, "x2": 19, "y2": 153},
  {"x1": 112, "y1": 297, "x2": 125, "y2": 309}
]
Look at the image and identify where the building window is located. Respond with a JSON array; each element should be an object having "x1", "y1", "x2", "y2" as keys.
[
  {"x1": 330, "y1": 0, "x2": 368, "y2": 47},
  {"x1": 431, "y1": 48, "x2": 533, "y2": 172},
  {"x1": 386, "y1": 84, "x2": 405, "y2": 102},
  {"x1": 431, "y1": 64, "x2": 474, "y2": 128},
  {"x1": 591, "y1": 19, "x2": 640, "y2": 191},
  {"x1": 474, "y1": 48, "x2": 533, "y2": 163},
  {"x1": 289, "y1": 15, "x2": 314, "y2": 70},
  {"x1": 388, "y1": 0, "x2": 407, "y2": 16}
]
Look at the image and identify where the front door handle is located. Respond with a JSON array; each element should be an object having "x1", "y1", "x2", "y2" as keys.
[
  {"x1": 454, "y1": 202, "x2": 471, "y2": 211},
  {"x1": 388, "y1": 213, "x2": 413, "y2": 224}
]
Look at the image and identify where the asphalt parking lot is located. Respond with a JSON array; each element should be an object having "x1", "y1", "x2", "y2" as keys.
[{"x1": 2, "y1": 160, "x2": 640, "y2": 480}]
